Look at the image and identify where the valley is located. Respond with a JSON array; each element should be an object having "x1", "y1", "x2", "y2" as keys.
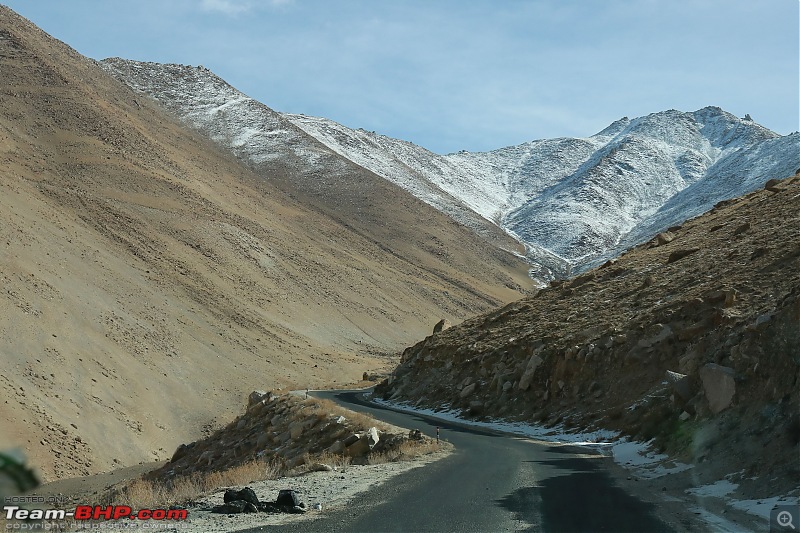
[{"x1": 0, "y1": 4, "x2": 797, "y2": 531}]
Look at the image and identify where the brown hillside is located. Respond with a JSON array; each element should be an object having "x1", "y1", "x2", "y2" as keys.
[
  {"x1": 0, "y1": 6, "x2": 530, "y2": 482},
  {"x1": 380, "y1": 174, "x2": 800, "y2": 497}
]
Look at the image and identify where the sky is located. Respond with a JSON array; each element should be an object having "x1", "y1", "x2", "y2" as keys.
[{"x1": 3, "y1": 0, "x2": 798, "y2": 154}]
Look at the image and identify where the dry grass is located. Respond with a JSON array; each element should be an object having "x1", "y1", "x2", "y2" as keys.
[
  {"x1": 311, "y1": 451, "x2": 352, "y2": 470},
  {"x1": 301, "y1": 397, "x2": 390, "y2": 432},
  {"x1": 105, "y1": 459, "x2": 283, "y2": 510},
  {"x1": 366, "y1": 439, "x2": 449, "y2": 465}
]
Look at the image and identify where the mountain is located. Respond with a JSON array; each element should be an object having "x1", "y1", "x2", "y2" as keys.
[
  {"x1": 0, "y1": 7, "x2": 530, "y2": 481},
  {"x1": 101, "y1": 59, "x2": 799, "y2": 282},
  {"x1": 377, "y1": 173, "x2": 800, "y2": 499},
  {"x1": 284, "y1": 109, "x2": 800, "y2": 278},
  {"x1": 98, "y1": 59, "x2": 523, "y2": 258}
]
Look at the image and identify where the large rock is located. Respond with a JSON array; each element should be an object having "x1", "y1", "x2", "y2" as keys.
[
  {"x1": 667, "y1": 248, "x2": 700, "y2": 264},
  {"x1": 433, "y1": 319, "x2": 451, "y2": 334},
  {"x1": 699, "y1": 364, "x2": 736, "y2": 414},
  {"x1": 460, "y1": 382, "x2": 477, "y2": 398},
  {"x1": 248, "y1": 390, "x2": 270, "y2": 407},
  {"x1": 518, "y1": 354, "x2": 544, "y2": 391},
  {"x1": 665, "y1": 370, "x2": 693, "y2": 402},
  {"x1": 637, "y1": 324, "x2": 673, "y2": 349},
  {"x1": 656, "y1": 231, "x2": 675, "y2": 246},
  {"x1": 366, "y1": 426, "x2": 380, "y2": 448},
  {"x1": 326, "y1": 440, "x2": 344, "y2": 454},
  {"x1": 224, "y1": 487, "x2": 260, "y2": 507},
  {"x1": 345, "y1": 437, "x2": 369, "y2": 457}
]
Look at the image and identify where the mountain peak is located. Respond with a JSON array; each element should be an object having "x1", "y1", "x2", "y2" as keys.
[{"x1": 101, "y1": 59, "x2": 800, "y2": 281}]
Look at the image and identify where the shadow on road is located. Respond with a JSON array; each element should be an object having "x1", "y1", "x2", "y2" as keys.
[{"x1": 498, "y1": 447, "x2": 671, "y2": 532}]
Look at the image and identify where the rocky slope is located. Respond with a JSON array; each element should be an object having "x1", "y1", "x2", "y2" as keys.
[
  {"x1": 377, "y1": 173, "x2": 800, "y2": 498},
  {"x1": 150, "y1": 391, "x2": 437, "y2": 482},
  {"x1": 0, "y1": 6, "x2": 530, "y2": 482}
]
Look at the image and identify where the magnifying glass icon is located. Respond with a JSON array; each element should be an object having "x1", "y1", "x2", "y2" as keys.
[{"x1": 778, "y1": 510, "x2": 796, "y2": 530}]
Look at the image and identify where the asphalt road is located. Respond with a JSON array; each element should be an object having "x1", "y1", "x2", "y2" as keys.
[{"x1": 237, "y1": 390, "x2": 671, "y2": 533}]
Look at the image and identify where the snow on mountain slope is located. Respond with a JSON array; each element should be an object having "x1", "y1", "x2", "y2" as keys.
[
  {"x1": 288, "y1": 107, "x2": 798, "y2": 278},
  {"x1": 283, "y1": 113, "x2": 512, "y2": 229},
  {"x1": 100, "y1": 59, "x2": 517, "y2": 250},
  {"x1": 100, "y1": 59, "x2": 333, "y2": 169},
  {"x1": 102, "y1": 58, "x2": 800, "y2": 281}
]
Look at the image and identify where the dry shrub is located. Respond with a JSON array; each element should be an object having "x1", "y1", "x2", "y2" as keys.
[
  {"x1": 301, "y1": 397, "x2": 389, "y2": 432},
  {"x1": 365, "y1": 438, "x2": 448, "y2": 465},
  {"x1": 312, "y1": 451, "x2": 352, "y2": 469},
  {"x1": 106, "y1": 458, "x2": 283, "y2": 510}
]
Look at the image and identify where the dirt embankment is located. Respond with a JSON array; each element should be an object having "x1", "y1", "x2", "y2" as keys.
[{"x1": 380, "y1": 174, "x2": 800, "y2": 498}]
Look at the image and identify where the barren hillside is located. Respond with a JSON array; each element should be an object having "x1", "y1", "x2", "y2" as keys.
[
  {"x1": 0, "y1": 7, "x2": 530, "y2": 481},
  {"x1": 380, "y1": 173, "x2": 800, "y2": 497}
]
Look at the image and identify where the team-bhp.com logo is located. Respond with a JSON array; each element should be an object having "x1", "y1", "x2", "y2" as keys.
[{"x1": 4, "y1": 504, "x2": 188, "y2": 521}]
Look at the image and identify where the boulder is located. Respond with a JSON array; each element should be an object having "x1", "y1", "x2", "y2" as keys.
[
  {"x1": 518, "y1": 354, "x2": 544, "y2": 391},
  {"x1": 460, "y1": 382, "x2": 477, "y2": 398},
  {"x1": 667, "y1": 248, "x2": 700, "y2": 264},
  {"x1": 170, "y1": 443, "x2": 191, "y2": 463},
  {"x1": 326, "y1": 440, "x2": 345, "y2": 454},
  {"x1": 656, "y1": 231, "x2": 675, "y2": 246},
  {"x1": 468, "y1": 400, "x2": 484, "y2": 415},
  {"x1": 224, "y1": 487, "x2": 260, "y2": 507},
  {"x1": 637, "y1": 324, "x2": 673, "y2": 349},
  {"x1": 699, "y1": 364, "x2": 736, "y2": 414},
  {"x1": 276, "y1": 489, "x2": 301, "y2": 508},
  {"x1": 764, "y1": 178, "x2": 783, "y2": 192},
  {"x1": 733, "y1": 222, "x2": 750, "y2": 236},
  {"x1": 366, "y1": 426, "x2": 380, "y2": 448},
  {"x1": 248, "y1": 390, "x2": 270, "y2": 407},
  {"x1": 665, "y1": 370, "x2": 693, "y2": 402},
  {"x1": 345, "y1": 437, "x2": 370, "y2": 457},
  {"x1": 342, "y1": 434, "x2": 361, "y2": 447},
  {"x1": 433, "y1": 319, "x2": 451, "y2": 334}
]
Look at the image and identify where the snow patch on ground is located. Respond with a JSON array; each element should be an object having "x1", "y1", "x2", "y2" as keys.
[
  {"x1": 610, "y1": 439, "x2": 693, "y2": 478},
  {"x1": 728, "y1": 496, "x2": 800, "y2": 520},
  {"x1": 688, "y1": 506, "x2": 753, "y2": 533},
  {"x1": 687, "y1": 479, "x2": 740, "y2": 498}
]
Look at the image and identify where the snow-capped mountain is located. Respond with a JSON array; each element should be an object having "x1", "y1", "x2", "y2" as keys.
[
  {"x1": 286, "y1": 108, "x2": 799, "y2": 277},
  {"x1": 99, "y1": 58, "x2": 510, "y2": 249},
  {"x1": 101, "y1": 58, "x2": 800, "y2": 280}
]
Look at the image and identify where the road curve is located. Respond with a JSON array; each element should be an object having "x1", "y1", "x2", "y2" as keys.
[{"x1": 237, "y1": 390, "x2": 671, "y2": 532}]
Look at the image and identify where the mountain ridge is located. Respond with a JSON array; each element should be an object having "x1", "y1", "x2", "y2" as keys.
[{"x1": 101, "y1": 58, "x2": 799, "y2": 281}]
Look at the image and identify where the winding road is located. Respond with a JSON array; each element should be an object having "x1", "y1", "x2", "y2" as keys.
[{"x1": 237, "y1": 390, "x2": 672, "y2": 532}]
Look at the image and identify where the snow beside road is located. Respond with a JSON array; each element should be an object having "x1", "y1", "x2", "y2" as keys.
[{"x1": 372, "y1": 397, "x2": 796, "y2": 530}]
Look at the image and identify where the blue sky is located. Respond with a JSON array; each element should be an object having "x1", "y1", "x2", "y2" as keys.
[{"x1": 4, "y1": 0, "x2": 798, "y2": 154}]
